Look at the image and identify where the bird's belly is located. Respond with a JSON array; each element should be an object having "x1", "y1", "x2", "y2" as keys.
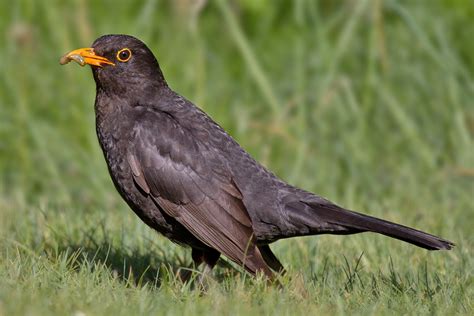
[
  {"x1": 99, "y1": 142, "x2": 205, "y2": 248},
  {"x1": 107, "y1": 154, "x2": 171, "y2": 231}
]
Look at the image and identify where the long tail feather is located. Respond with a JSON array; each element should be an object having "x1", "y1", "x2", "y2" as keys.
[{"x1": 288, "y1": 200, "x2": 454, "y2": 250}]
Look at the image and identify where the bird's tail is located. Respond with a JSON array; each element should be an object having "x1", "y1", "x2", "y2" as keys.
[{"x1": 284, "y1": 198, "x2": 454, "y2": 250}]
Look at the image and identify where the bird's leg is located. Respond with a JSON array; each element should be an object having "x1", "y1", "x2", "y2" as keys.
[
  {"x1": 258, "y1": 244, "x2": 286, "y2": 275},
  {"x1": 196, "y1": 249, "x2": 220, "y2": 290},
  {"x1": 178, "y1": 248, "x2": 204, "y2": 283}
]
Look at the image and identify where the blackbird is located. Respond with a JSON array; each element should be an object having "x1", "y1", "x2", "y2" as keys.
[{"x1": 60, "y1": 34, "x2": 453, "y2": 280}]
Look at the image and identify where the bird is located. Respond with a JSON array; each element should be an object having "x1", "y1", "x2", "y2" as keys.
[{"x1": 60, "y1": 34, "x2": 454, "y2": 281}]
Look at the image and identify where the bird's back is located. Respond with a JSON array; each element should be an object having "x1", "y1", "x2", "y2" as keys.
[
  {"x1": 144, "y1": 90, "x2": 454, "y2": 251},
  {"x1": 149, "y1": 89, "x2": 305, "y2": 243}
]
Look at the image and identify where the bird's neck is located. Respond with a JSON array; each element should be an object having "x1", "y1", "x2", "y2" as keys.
[
  {"x1": 94, "y1": 88, "x2": 118, "y2": 125},
  {"x1": 94, "y1": 84, "x2": 172, "y2": 133}
]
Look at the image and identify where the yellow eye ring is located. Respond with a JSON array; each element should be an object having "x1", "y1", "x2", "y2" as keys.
[{"x1": 116, "y1": 48, "x2": 132, "y2": 62}]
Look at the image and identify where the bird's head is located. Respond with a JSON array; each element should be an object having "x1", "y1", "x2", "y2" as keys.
[{"x1": 60, "y1": 34, "x2": 166, "y2": 95}]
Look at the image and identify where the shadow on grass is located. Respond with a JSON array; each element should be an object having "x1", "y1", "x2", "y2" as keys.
[
  {"x1": 46, "y1": 226, "x2": 239, "y2": 288},
  {"x1": 49, "y1": 245, "x2": 174, "y2": 289}
]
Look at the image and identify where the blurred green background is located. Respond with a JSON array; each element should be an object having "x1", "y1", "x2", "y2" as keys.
[{"x1": 0, "y1": 0, "x2": 473, "y2": 315}]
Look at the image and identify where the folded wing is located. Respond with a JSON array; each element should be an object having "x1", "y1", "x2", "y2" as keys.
[{"x1": 127, "y1": 109, "x2": 273, "y2": 276}]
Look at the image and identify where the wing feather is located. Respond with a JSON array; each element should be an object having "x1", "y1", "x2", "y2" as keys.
[{"x1": 127, "y1": 110, "x2": 270, "y2": 275}]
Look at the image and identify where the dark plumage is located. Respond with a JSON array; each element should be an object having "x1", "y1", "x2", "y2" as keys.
[{"x1": 61, "y1": 34, "x2": 453, "y2": 280}]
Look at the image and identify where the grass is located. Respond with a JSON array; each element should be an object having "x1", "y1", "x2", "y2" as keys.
[{"x1": 0, "y1": 0, "x2": 473, "y2": 315}]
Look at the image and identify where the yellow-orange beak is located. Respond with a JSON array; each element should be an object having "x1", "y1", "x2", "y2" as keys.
[{"x1": 59, "y1": 47, "x2": 115, "y2": 67}]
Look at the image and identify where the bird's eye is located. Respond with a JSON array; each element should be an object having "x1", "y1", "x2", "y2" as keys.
[{"x1": 116, "y1": 48, "x2": 132, "y2": 62}]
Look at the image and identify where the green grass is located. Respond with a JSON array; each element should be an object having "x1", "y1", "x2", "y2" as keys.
[{"x1": 0, "y1": 0, "x2": 473, "y2": 315}]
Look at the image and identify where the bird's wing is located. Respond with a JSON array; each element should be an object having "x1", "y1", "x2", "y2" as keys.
[{"x1": 127, "y1": 110, "x2": 270, "y2": 274}]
